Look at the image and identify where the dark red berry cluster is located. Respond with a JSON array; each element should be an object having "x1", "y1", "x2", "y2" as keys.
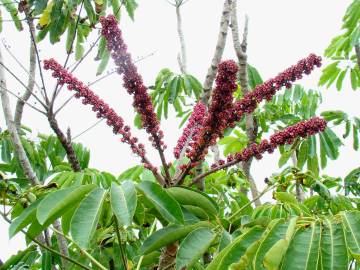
[
  {"x1": 187, "y1": 60, "x2": 238, "y2": 165},
  {"x1": 173, "y1": 102, "x2": 206, "y2": 159},
  {"x1": 229, "y1": 54, "x2": 322, "y2": 124},
  {"x1": 211, "y1": 117, "x2": 327, "y2": 169},
  {"x1": 43, "y1": 59, "x2": 158, "y2": 173},
  {"x1": 100, "y1": 15, "x2": 165, "y2": 151}
]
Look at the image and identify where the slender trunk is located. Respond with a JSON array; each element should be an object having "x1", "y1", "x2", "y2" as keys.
[
  {"x1": 291, "y1": 153, "x2": 305, "y2": 202},
  {"x1": 1, "y1": 48, "x2": 71, "y2": 268},
  {"x1": 14, "y1": 14, "x2": 36, "y2": 131},
  {"x1": 230, "y1": 1, "x2": 260, "y2": 205},
  {"x1": 201, "y1": 0, "x2": 233, "y2": 105},
  {"x1": 0, "y1": 46, "x2": 54, "y2": 255},
  {"x1": 176, "y1": 5, "x2": 187, "y2": 74},
  {"x1": 0, "y1": 48, "x2": 40, "y2": 186},
  {"x1": 53, "y1": 220, "x2": 70, "y2": 269}
]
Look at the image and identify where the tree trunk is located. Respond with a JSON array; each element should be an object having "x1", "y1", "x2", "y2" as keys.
[
  {"x1": 230, "y1": 1, "x2": 260, "y2": 205},
  {"x1": 14, "y1": 13, "x2": 36, "y2": 131},
  {"x1": 201, "y1": 0, "x2": 233, "y2": 105}
]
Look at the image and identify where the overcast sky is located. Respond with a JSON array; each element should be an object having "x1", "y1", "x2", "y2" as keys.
[{"x1": 1, "y1": 0, "x2": 358, "y2": 260}]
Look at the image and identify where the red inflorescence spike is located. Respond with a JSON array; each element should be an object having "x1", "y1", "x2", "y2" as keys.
[{"x1": 100, "y1": 15, "x2": 165, "y2": 151}]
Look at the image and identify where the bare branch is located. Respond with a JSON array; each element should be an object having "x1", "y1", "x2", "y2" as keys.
[
  {"x1": 201, "y1": 0, "x2": 233, "y2": 105},
  {"x1": 1, "y1": 39, "x2": 41, "y2": 91},
  {"x1": 0, "y1": 47, "x2": 40, "y2": 186},
  {"x1": 72, "y1": 119, "x2": 104, "y2": 141},
  {"x1": 176, "y1": 5, "x2": 187, "y2": 73},
  {"x1": 165, "y1": 0, "x2": 176, "y2": 6},
  {"x1": 14, "y1": 15, "x2": 37, "y2": 129},
  {"x1": 0, "y1": 61, "x2": 47, "y2": 108},
  {"x1": 0, "y1": 85, "x2": 46, "y2": 115}
]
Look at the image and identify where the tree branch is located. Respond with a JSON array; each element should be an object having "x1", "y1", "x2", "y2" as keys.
[
  {"x1": 0, "y1": 61, "x2": 47, "y2": 108},
  {"x1": 201, "y1": 0, "x2": 233, "y2": 105},
  {"x1": 0, "y1": 47, "x2": 58, "y2": 259},
  {"x1": 230, "y1": 2, "x2": 260, "y2": 206},
  {"x1": 14, "y1": 13, "x2": 36, "y2": 130},
  {"x1": 176, "y1": 5, "x2": 187, "y2": 73},
  {"x1": 291, "y1": 152, "x2": 305, "y2": 202},
  {"x1": 0, "y1": 85, "x2": 46, "y2": 115},
  {"x1": 47, "y1": 110, "x2": 81, "y2": 172},
  {"x1": 175, "y1": 0, "x2": 232, "y2": 186},
  {"x1": 0, "y1": 48, "x2": 40, "y2": 186},
  {"x1": 0, "y1": 47, "x2": 70, "y2": 267},
  {"x1": 52, "y1": 219, "x2": 70, "y2": 269}
]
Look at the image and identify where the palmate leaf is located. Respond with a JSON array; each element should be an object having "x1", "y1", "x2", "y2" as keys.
[
  {"x1": 263, "y1": 217, "x2": 298, "y2": 270},
  {"x1": 280, "y1": 221, "x2": 322, "y2": 270},
  {"x1": 137, "y1": 181, "x2": 184, "y2": 224},
  {"x1": 176, "y1": 227, "x2": 215, "y2": 270},
  {"x1": 230, "y1": 219, "x2": 289, "y2": 269},
  {"x1": 206, "y1": 227, "x2": 264, "y2": 270},
  {"x1": 70, "y1": 188, "x2": 107, "y2": 249},
  {"x1": 110, "y1": 181, "x2": 137, "y2": 227},
  {"x1": 36, "y1": 184, "x2": 96, "y2": 225},
  {"x1": 9, "y1": 199, "x2": 42, "y2": 238},
  {"x1": 340, "y1": 211, "x2": 360, "y2": 261},
  {"x1": 321, "y1": 218, "x2": 349, "y2": 269},
  {"x1": 140, "y1": 221, "x2": 212, "y2": 255}
]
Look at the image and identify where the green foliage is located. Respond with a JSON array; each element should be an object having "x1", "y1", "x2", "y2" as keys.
[
  {"x1": 176, "y1": 227, "x2": 215, "y2": 269},
  {"x1": 142, "y1": 68, "x2": 202, "y2": 126},
  {"x1": 2, "y1": 2, "x2": 360, "y2": 269},
  {"x1": 320, "y1": 0, "x2": 360, "y2": 90},
  {"x1": 0, "y1": 0, "x2": 138, "y2": 75}
]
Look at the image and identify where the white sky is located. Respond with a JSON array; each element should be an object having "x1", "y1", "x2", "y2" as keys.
[{"x1": 1, "y1": 0, "x2": 359, "y2": 261}]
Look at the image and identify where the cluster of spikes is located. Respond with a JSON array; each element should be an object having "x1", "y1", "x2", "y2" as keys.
[{"x1": 44, "y1": 15, "x2": 326, "y2": 184}]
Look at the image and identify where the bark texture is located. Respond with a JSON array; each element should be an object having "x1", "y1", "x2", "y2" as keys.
[
  {"x1": 201, "y1": 0, "x2": 233, "y2": 105},
  {"x1": 0, "y1": 48, "x2": 40, "y2": 186},
  {"x1": 14, "y1": 15, "x2": 36, "y2": 130},
  {"x1": 47, "y1": 112, "x2": 81, "y2": 172},
  {"x1": 291, "y1": 153, "x2": 305, "y2": 202},
  {"x1": 176, "y1": 5, "x2": 187, "y2": 74},
  {"x1": 230, "y1": 1, "x2": 260, "y2": 206}
]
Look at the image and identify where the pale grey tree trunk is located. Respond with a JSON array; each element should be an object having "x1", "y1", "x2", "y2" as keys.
[
  {"x1": 0, "y1": 47, "x2": 70, "y2": 270},
  {"x1": 14, "y1": 15, "x2": 36, "y2": 131},
  {"x1": 201, "y1": 0, "x2": 233, "y2": 105},
  {"x1": 230, "y1": 1, "x2": 260, "y2": 206}
]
